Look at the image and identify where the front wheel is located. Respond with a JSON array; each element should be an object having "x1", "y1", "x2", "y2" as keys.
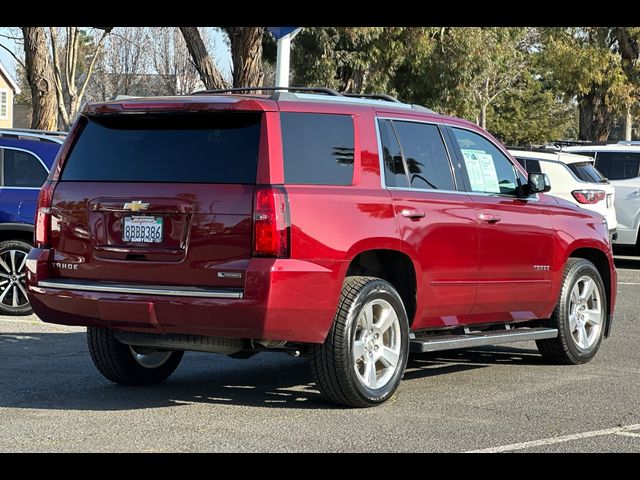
[
  {"x1": 87, "y1": 327, "x2": 184, "y2": 385},
  {"x1": 536, "y1": 258, "x2": 606, "y2": 364},
  {"x1": 311, "y1": 276, "x2": 410, "y2": 407}
]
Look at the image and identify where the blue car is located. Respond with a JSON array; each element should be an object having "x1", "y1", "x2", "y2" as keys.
[{"x1": 0, "y1": 129, "x2": 65, "y2": 315}]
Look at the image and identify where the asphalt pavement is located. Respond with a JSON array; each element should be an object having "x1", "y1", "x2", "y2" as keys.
[{"x1": 1, "y1": 256, "x2": 639, "y2": 452}]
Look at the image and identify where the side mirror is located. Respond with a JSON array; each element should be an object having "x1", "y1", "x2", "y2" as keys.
[{"x1": 527, "y1": 172, "x2": 551, "y2": 194}]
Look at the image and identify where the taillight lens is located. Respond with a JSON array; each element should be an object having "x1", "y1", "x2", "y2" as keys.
[
  {"x1": 35, "y1": 181, "x2": 55, "y2": 248},
  {"x1": 572, "y1": 190, "x2": 606, "y2": 204},
  {"x1": 253, "y1": 186, "x2": 290, "y2": 258}
]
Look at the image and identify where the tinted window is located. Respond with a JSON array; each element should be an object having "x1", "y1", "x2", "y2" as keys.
[
  {"x1": 521, "y1": 159, "x2": 542, "y2": 173},
  {"x1": 452, "y1": 128, "x2": 519, "y2": 195},
  {"x1": 2, "y1": 149, "x2": 48, "y2": 187},
  {"x1": 378, "y1": 120, "x2": 408, "y2": 188},
  {"x1": 61, "y1": 113, "x2": 261, "y2": 183},
  {"x1": 595, "y1": 152, "x2": 640, "y2": 180},
  {"x1": 512, "y1": 156, "x2": 541, "y2": 173},
  {"x1": 281, "y1": 113, "x2": 354, "y2": 185},
  {"x1": 567, "y1": 161, "x2": 607, "y2": 183},
  {"x1": 392, "y1": 121, "x2": 454, "y2": 190}
]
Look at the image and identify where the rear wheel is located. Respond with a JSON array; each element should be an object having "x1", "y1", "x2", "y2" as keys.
[
  {"x1": 0, "y1": 239, "x2": 32, "y2": 316},
  {"x1": 536, "y1": 258, "x2": 606, "y2": 364},
  {"x1": 311, "y1": 276, "x2": 410, "y2": 407},
  {"x1": 87, "y1": 327, "x2": 184, "y2": 385}
]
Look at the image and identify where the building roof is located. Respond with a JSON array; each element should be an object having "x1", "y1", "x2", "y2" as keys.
[{"x1": 0, "y1": 60, "x2": 21, "y2": 94}]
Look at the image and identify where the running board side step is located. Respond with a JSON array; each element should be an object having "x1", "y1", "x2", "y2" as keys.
[{"x1": 409, "y1": 327, "x2": 558, "y2": 353}]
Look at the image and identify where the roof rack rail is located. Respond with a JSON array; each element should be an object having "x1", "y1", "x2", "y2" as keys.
[
  {"x1": 0, "y1": 128, "x2": 67, "y2": 144},
  {"x1": 191, "y1": 86, "x2": 343, "y2": 97},
  {"x1": 342, "y1": 93, "x2": 401, "y2": 103},
  {"x1": 0, "y1": 128, "x2": 67, "y2": 136}
]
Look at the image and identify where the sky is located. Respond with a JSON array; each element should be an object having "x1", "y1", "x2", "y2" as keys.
[{"x1": 0, "y1": 27, "x2": 232, "y2": 85}]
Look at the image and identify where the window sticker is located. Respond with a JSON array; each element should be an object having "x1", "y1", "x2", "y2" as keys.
[{"x1": 461, "y1": 149, "x2": 500, "y2": 193}]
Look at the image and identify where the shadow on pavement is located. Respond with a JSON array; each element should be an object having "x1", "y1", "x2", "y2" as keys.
[
  {"x1": 0, "y1": 329, "x2": 545, "y2": 411},
  {"x1": 404, "y1": 345, "x2": 544, "y2": 380}
]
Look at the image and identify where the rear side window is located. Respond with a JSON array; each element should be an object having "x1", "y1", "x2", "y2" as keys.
[
  {"x1": 392, "y1": 121, "x2": 454, "y2": 190},
  {"x1": 567, "y1": 161, "x2": 607, "y2": 183},
  {"x1": 61, "y1": 113, "x2": 261, "y2": 183},
  {"x1": 378, "y1": 120, "x2": 408, "y2": 188},
  {"x1": 2, "y1": 148, "x2": 48, "y2": 187},
  {"x1": 281, "y1": 112, "x2": 354, "y2": 185},
  {"x1": 594, "y1": 152, "x2": 640, "y2": 180}
]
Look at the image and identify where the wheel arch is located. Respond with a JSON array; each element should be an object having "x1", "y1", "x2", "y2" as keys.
[
  {"x1": 344, "y1": 248, "x2": 418, "y2": 327},
  {"x1": 0, "y1": 224, "x2": 34, "y2": 245},
  {"x1": 567, "y1": 246, "x2": 613, "y2": 337}
]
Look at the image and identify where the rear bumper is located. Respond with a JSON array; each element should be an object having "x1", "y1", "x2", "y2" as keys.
[{"x1": 26, "y1": 248, "x2": 343, "y2": 344}]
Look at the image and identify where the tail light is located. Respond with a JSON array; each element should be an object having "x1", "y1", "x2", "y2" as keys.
[
  {"x1": 35, "y1": 181, "x2": 55, "y2": 248},
  {"x1": 572, "y1": 190, "x2": 606, "y2": 204},
  {"x1": 253, "y1": 185, "x2": 290, "y2": 258}
]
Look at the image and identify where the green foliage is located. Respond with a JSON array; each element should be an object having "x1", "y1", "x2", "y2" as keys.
[
  {"x1": 291, "y1": 27, "x2": 407, "y2": 93},
  {"x1": 287, "y1": 26, "x2": 640, "y2": 142},
  {"x1": 487, "y1": 73, "x2": 577, "y2": 146}
]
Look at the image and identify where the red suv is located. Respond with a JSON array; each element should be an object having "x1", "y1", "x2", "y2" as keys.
[{"x1": 26, "y1": 87, "x2": 617, "y2": 407}]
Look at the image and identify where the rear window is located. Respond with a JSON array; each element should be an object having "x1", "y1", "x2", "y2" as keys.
[
  {"x1": 594, "y1": 152, "x2": 640, "y2": 180},
  {"x1": 60, "y1": 113, "x2": 261, "y2": 183},
  {"x1": 281, "y1": 112, "x2": 354, "y2": 185},
  {"x1": 567, "y1": 161, "x2": 607, "y2": 183}
]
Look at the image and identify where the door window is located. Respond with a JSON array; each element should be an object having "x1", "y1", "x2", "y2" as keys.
[{"x1": 452, "y1": 128, "x2": 521, "y2": 196}]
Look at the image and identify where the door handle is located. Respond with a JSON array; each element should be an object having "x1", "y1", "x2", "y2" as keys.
[
  {"x1": 479, "y1": 213, "x2": 502, "y2": 224},
  {"x1": 401, "y1": 209, "x2": 426, "y2": 219}
]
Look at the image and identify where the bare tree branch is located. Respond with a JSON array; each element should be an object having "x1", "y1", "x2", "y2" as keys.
[
  {"x1": 49, "y1": 27, "x2": 71, "y2": 128},
  {"x1": 0, "y1": 42, "x2": 25, "y2": 70},
  {"x1": 77, "y1": 29, "x2": 110, "y2": 103}
]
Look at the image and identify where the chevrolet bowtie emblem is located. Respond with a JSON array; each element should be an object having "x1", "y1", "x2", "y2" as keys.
[{"x1": 123, "y1": 200, "x2": 149, "y2": 212}]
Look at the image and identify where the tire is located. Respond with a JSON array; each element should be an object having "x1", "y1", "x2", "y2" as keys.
[
  {"x1": 536, "y1": 258, "x2": 607, "y2": 365},
  {"x1": 311, "y1": 276, "x2": 410, "y2": 407},
  {"x1": 87, "y1": 327, "x2": 184, "y2": 385},
  {"x1": 0, "y1": 239, "x2": 33, "y2": 316}
]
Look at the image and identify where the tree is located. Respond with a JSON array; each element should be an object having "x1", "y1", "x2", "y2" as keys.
[
  {"x1": 223, "y1": 27, "x2": 264, "y2": 87},
  {"x1": 179, "y1": 27, "x2": 227, "y2": 90},
  {"x1": 291, "y1": 27, "x2": 408, "y2": 94},
  {"x1": 151, "y1": 27, "x2": 202, "y2": 95},
  {"x1": 538, "y1": 28, "x2": 634, "y2": 141},
  {"x1": 488, "y1": 72, "x2": 577, "y2": 146},
  {"x1": 612, "y1": 27, "x2": 640, "y2": 140},
  {"x1": 393, "y1": 28, "x2": 534, "y2": 129},
  {"x1": 21, "y1": 27, "x2": 57, "y2": 130},
  {"x1": 49, "y1": 27, "x2": 111, "y2": 130},
  {"x1": 89, "y1": 27, "x2": 151, "y2": 101}
]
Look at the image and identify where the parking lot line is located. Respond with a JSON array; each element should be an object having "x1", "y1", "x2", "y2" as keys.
[
  {"x1": 615, "y1": 432, "x2": 640, "y2": 438},
  {"x1": 466, "y1": 423, "x2": 640, "y2": 453},
  {"x1": 619, "y1": 282, "x2": 640, "y2": 285}
]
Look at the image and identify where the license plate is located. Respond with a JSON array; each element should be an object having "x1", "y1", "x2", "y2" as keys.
[{"x1": 123, "y1": 215, "x2": 163, "y2": 243}]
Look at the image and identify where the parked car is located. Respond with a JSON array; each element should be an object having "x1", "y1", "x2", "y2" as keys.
[
  {"x1": 0, "y1": 129, "x2": 65, "y2": 315},
  {"x1": 509, "y1": 149, "x2": 617, "y2": 237},
  {"x1": 564, "y1": 143, "x2": 640, "y2": 251},
  {"x1": 26, "y1": 88, "x2": 616, "y2": 407}
]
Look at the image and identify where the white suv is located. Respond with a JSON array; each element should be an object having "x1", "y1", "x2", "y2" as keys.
[
  {"x1": 564, "y1": 144, "x2": 640, "y2": 248},
  {"x1": 510, "y1": 149, "x2": 617, "y2": 236}
]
